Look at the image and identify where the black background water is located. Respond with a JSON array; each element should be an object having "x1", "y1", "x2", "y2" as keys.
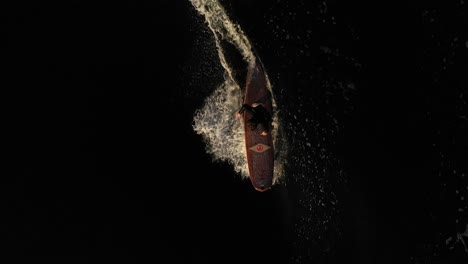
[{"x1": 4, "y1": 0, "x2": 467, "y2": 263}]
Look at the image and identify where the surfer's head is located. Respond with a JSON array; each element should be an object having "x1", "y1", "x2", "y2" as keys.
[
  {"x1": 257, "y1": 123, "x2": 267, "y2": 133},
  {"x1": 246, "y1": 119, "x2": 259, "y2": 131},
  {"x1": 247, "y1": 118, "x2": 269, "y2": 136}
]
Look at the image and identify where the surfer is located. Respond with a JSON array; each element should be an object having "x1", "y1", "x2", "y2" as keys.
[{"x1": 236, "y1": 102, "x2": 272, "y2": 136}]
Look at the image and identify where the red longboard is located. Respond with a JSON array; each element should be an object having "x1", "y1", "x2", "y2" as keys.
[{"x1": 242, "y1": 62, "x2": 274, "y2": 192}]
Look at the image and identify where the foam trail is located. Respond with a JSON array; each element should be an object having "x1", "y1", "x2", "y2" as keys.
[
  {"x1": 189, "y1": 0, "x2": 285, "y2": 183},
  {"x1": 190, "y1": 0, "x2": 256, "y2": 70}
]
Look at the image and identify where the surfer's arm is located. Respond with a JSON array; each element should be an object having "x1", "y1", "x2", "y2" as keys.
[
  {"x1": 236, "y1": 104, "x2": 252, "y2": 118},
  {"x1": 251, "y1": 102, "x2": 264, "y2": 107}
]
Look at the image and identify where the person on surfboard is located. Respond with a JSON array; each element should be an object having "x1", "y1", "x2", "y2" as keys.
[{"x1": 236, "y1": 102, "x2": 272, "y2": 136}]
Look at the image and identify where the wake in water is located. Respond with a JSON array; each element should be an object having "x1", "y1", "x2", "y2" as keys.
[{"x1": 189, "y1": 0, "x2": 286, "y2": 184}]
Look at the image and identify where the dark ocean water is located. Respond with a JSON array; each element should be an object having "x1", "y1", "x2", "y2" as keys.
[
  {"x1": 4, "y1": 0, "x2": 467, "y2": 263},
  {"x1": 180, "y1": 0, "x2": 468, "y2": 263}
]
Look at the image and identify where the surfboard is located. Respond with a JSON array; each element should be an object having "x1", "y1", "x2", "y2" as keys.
[{"x1": 242, "y1": 61, "x2": 274, "y2": 192}]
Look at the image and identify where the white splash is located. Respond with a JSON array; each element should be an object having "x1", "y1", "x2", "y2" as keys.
[
  {"x1": 447, "y1": 223, "x2": 468, "y2": 253},
  {"x1": 189, "y1": 0, "x2": 284, "y2": 183}
]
